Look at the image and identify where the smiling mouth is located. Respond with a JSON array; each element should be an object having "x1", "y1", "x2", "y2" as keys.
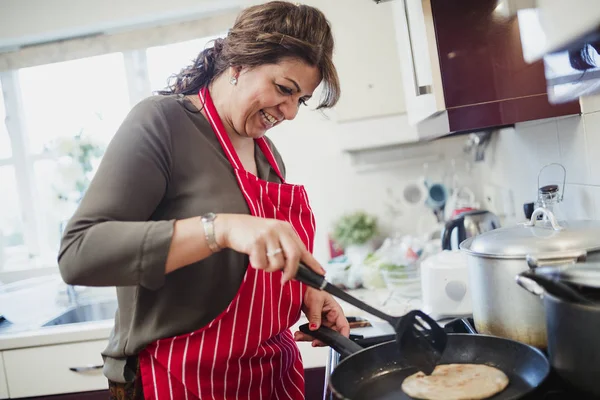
[{"x1": 260, "y1": 110, "x2": 280, "y2": 127}]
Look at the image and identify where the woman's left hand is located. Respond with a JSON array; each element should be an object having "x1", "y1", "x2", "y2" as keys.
[{"x1": 294, "y1": 287, "x2": 350, "y2": 347}]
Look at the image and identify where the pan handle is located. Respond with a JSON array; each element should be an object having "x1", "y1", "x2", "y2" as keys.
[
  {"x1": 516, "y1": 270, "x2": 594, "y2": 304},
  {"x1": 526, "y1": 250, "x2": 587, "y2": 269},
  {"x1": 516, "y1": 274, "x2": 545, "y2": 298},
  {"x1": 523, "y1": 208, "x2": 563, "y2": 231},
  {"x1": 298, "y1": 324, "x2": 364, "y2": 358}
]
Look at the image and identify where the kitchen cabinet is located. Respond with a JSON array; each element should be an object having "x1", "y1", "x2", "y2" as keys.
[
  {"x1": 391, "y1": 0, "x2": 581, "y2": 136},
  {"x1": 314, "y1": 0, "x2": 406, "y2": 122},
  {"x1": 0, "y1": 353, "x2": 8, "y2": 399},
  {"x1": 17, "y1": 390, "x2": 108, "y2": 400},
  {"x1": 3, "y1": 340, "x2": 108, "y2": 398},
  {"x1": 305, "y1": 367, "x2": 326, "y2": 400}
]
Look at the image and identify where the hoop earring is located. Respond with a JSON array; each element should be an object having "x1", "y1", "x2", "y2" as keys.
[{"x1": 230, "y1": 77, "x2": 238, "y2": 86}]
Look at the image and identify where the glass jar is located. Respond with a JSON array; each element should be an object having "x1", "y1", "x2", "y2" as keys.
[{"x1": 536, "y1": 184, "x2": 565, "y2": 222}]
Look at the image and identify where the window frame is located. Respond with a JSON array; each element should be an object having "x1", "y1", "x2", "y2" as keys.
[{"x1": 0, "y1": 49, "x2": 152, "y2": 272}]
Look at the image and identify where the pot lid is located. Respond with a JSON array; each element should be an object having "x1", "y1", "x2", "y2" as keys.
[
  {"x1": 460, "y1": 209, "x2": 600, "y2": 259},
  {"x1": 534, "y1": 264, "x2": 600, "y2": 289}
]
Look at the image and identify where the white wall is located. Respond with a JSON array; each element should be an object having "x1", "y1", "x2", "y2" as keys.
[
  {"x1": 268, "y1": 110, "x2": 480, "y2": 263},
  {"x1": 479, "y1": 95, "x2": 600, "y2": 224}
]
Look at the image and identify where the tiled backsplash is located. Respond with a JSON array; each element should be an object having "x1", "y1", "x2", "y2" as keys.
[{"x1": 480, "y1": 95, "x2": 600, "y2": 223}]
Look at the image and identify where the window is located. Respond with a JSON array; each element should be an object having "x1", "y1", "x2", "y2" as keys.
[
  {"x1": 146, "y1": 36, "x2": 224, "y2": 93},
  {"x1": 15, "y1": 53, "x2": 131, "y2": 261},
  {"x1": 19, "y1": 53, "x2": 130, "y2": 154},
  {"x1": 0, "y1": 34, "x2": 225, "y2": 272},
  {"x1": 0, "y1": 84, "x2": 11, "y2": 159},
  {"x1": 0, "y1": 166, "x2": 26, "y2": 265},
  {"x1": 0, "y1": 82, "x2": 26, "y2": 269}
]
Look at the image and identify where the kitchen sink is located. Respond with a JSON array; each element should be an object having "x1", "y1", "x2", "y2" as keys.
[{"x1": 42, "y1": 300, "x2": 118, "y2": 327}]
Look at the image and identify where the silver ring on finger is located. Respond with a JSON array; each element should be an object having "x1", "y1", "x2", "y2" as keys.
[{"x1": 266, "y1": 248, "x2": 283, "y2": 258}]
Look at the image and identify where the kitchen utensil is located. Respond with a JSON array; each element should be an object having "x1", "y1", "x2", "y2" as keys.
[
  {"x1": 441, "y1": 209, "x2": 500, "y2": 251},
  {"x1": 444, "y1": 186, "x2": 478, "y2": 221},
  {"x1": 526, "y1": 263, "x2": 600, "y2": 290},
  {"x1": 380, "y1": 268, "x2": 421, "y2": 299},
  {"x1": 301, "y1": 323, "x2": 550, "y2": 400},
  {"x1": 460, "y1": 207, "x2": 600, "y2": 348},
  {"x1": 295, "y1": 263, "x2": 447, "y2": 374},
  {"x1": 523, "y1": 202, "x2": 535, "y2": 220},
  {"x1": 517, "y1": 272, "x2": 594, "y2": 305},
  {"x1": 424, "y1": 181, "x2": 448, "y2": 210},
  {"x1": 420, "y1": 250, "x2": 472, "y2": 319},
  {"x1": 401, "y1": 179, "x2": 428, "y2": 207},
  {"x1": 517, "y1": 263, "x2": 600, "y2": 396}
]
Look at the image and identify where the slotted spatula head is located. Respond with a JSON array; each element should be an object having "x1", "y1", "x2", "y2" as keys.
[{"x1": 395, "y1": 310, "x2": 448, "y2": 375}]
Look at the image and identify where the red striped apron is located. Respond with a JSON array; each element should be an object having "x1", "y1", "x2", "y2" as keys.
[{"x1": 138, "y1": 87, "x2": 315, "y2": 400}]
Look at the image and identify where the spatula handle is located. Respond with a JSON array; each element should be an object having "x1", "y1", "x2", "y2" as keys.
[
  {"x1": 295, "y1": 263, "x2": 327, "y2": 290},
  {"x1": 296, "y1": 263, "x2": 396, "y2": 324}
]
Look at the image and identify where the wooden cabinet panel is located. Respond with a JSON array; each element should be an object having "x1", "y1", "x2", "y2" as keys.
[
  {"x1": 305, "y1": 366, "x2": 326, "y2": 400},
  {"x1": 430, "y1": 0, "x2": 580, "y2": 131}
]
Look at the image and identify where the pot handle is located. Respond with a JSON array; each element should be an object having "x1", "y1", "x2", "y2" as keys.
[
  {"x1": 298, "y1": 323, "x2": 363, "y2": 358},
  {"x1": 522, "y1": 207, "x2": 563, "y2": 231},
  {"x1": 515, "y1": 274, "x2": 545, "y2": 298},
  {"x1": 526, "y1": 250, "x2": 587, "y2": 269}
]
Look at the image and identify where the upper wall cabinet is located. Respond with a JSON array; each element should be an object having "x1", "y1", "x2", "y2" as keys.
[
  {"x1": 390, "y1": 0, "x2": 582, "y2": 137},
  {"x1": 318, "y1": 0, "x2": 407, "y2": 123}
]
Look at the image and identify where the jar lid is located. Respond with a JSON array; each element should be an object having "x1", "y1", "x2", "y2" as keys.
[
  {"x1": 460, "y1": 209, "x2": 600, "y2": 259},
  {"x1": 539, "y1": 184, "x2": 559, "y2": 195}
]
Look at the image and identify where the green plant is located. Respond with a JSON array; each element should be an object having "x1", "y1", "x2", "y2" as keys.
[{"x1": 331, "y1": 210, "x2": 378, "y2": 248}]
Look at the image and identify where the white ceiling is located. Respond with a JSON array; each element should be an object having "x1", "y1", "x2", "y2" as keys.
[{"x1": 0, "y1": 0, "x2": 243, "y2": 52}]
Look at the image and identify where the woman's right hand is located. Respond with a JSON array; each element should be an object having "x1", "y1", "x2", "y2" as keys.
[{"x1": 214, "y1": 214, "x2": 325, "y2": 283}]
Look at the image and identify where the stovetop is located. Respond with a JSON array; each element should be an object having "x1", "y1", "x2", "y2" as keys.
[{"x1": 325, "y1": 317, "x2": 598, "y2": 400}]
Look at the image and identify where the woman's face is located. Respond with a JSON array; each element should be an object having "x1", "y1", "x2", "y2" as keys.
[{"x1": 228, "y1": 58, "x2": 321, "y2": 138}]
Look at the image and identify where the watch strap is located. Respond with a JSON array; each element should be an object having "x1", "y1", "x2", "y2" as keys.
[{"x1": 201, "y1": 213, "x2": 221, "y2": 253}]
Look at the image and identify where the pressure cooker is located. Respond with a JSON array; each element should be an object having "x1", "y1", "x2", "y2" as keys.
[{"x1": 460, "y1": 207, "x2": 600, "y2": 348}]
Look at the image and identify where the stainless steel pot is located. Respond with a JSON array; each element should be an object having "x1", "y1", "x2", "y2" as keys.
[
  {"x1": 517, "y1": 265, "x2": 600, "y2": 396},
  {"x1": 460, "y1": 208, "x2": 600, "y2": 348}
]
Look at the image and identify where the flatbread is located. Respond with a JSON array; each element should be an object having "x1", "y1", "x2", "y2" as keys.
[{"x1": 401, "y1": 364, "x2": 509, "y2": 400}]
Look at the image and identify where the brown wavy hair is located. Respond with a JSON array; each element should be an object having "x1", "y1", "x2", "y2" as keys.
[{"x1": 157, "y1": 1, "x2": 340, "y2": 109}]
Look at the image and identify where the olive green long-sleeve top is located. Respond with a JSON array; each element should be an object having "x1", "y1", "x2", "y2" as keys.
[{"x1": 58, "y1": 94, "x2": 286, "y2": 383}]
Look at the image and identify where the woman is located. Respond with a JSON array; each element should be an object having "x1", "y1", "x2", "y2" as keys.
[{"x1": 57, "y1": 1, "x2": 349, "y2": 399}]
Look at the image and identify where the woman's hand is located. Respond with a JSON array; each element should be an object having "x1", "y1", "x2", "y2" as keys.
[
  {"x1": 294, "y1": 287, "x2": 350, "y2": 347},
  {"x1": 215, "y1": 214, "x2": 325, "y2": 282}
]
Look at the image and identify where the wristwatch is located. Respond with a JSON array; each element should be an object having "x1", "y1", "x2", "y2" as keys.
[{"x1": 201, "y1": 212, "x2": 221, "y2": 253}]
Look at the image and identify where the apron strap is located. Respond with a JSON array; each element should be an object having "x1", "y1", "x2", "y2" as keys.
[
  {"x1": 198, "y1": 87, "x2": 244, "y2": 170},
  {"x1": 199, "y1": 87, "x2": 285, "y2": 182},
  {"x1": 256, "y1": 138, "x2": 285, "y2": 182}
]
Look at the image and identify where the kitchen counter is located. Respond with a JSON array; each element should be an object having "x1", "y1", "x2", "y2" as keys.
[
  {"x1": 0, "y1": 319, "x2": 113, "y2": 351},
  {"x1": 0, "y1": 288, "x2": 418, "y2": 367}
]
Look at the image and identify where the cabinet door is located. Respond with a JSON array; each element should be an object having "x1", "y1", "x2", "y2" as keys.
[
  {"x1": 317, "y1": 0, "x2": 406, "y2": 122},
  {"x1": 431, "y1": 0, "x2": 580, "y2": 131},
  {"x1": 0, "y1": 353, "x2": 8, "y2": 399},
  {"x1": 20, "y1": 390, "x2": 109, "y2": 400},
  {"x1": 392, "y1": 0, "x2": 445, "y2": 125},
  {"x1": 4, "y1": 340, "x2": 108, "y2": 398}
]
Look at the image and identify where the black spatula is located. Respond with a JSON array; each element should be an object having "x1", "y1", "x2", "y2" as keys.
[{"x1": 295, "y1": 263, "x2": 447, "y2": 374}]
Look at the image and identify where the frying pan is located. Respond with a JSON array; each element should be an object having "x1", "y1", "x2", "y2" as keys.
[{"x1": 300, "y1": 324, "x2": 550, "y2": 400}]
